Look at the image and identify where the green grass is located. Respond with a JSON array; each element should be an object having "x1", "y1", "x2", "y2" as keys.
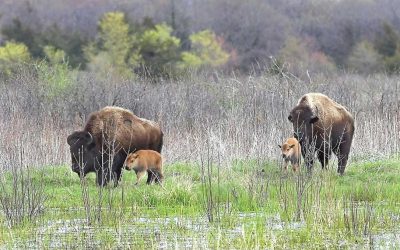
[{"x1": 1, "y1": 158, "x2": 400, "y2": 248}]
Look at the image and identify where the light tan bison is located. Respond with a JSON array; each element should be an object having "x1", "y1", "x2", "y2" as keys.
[
  {"x1": 279, "y1": 137, "x2": 301, "y2": 172},
  {"x1": 123, "y1": 150, "x2": 163, "y2": 185},
  {"x1": 288, "y1": 93, "x2": 354, "y2": 174}
]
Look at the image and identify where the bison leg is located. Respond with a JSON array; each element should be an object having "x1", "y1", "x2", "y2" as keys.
[
  {"x1": 304, "y1": 158, "x2": 314, "y2": 172},
  {"x1": 97, "y1": 168, "x2": 122, "y2": 187},
  {"x1": 337, "y1": 154, "x2": 349, "y2": 175},
  {"x1": 135, "y1": 171, "x2": 146, "y2": 185},
  {"x1": 335, "y1": 145, "x2": 350, "y2": 175},
  {"x1": 301, "y1": 144, "x2": 314, "y2": 172},
  {"x1": 292, "y1": 162, "x2": 299, "y2": 172},
  {"x1": 150, "y1": 170, "x2": 158, "y2": 184},
  {"x1": 282, "y1": 160, "x2": 288, "y2": 171},
  {"x1": 334, "y1": 138, "x2": 352, "y2": 175},
  {"x1": 155, "y1": 172, "x2": 164, "y2": 184},
  {"x1": 317, "y1": 150, "x2": 331, "y2": 170},
  {"x1": 112, "y1": 168, "x2": 122, "y2": 187},
  {"x1": 110, "y1": 152, "x2": 126, "y2": 187},
  {"x1": 96, "y1": 168, "x2": 111, "y2": 187},
  {"x1": 146, "y1": 170, "x2": 154, "y2": 185}
]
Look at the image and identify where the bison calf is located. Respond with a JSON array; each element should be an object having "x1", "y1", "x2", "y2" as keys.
[
  {"x1": 279, "y1": 137, "x2": 301, "y2": 172},
  {"x1": 123, "y1": 150, "x2": 163, "y2": 185}
]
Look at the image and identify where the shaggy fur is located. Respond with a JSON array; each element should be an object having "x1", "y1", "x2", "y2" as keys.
[
  {"x1": 67, "y1": 106, "x2": 163, "y2": 186},
  {"x1": 288, "y1": 93, "x2": 355, "y2": 174},
  {"x1": 84, "y1": 106, "x2": 163, "y2": 153}
]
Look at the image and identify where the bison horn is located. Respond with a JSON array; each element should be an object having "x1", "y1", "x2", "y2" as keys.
[
  {"x1": 67, "y1": 131, "x2": 94, "y2": 145},
  {"x1": 67, "y1": 132, "x2": 79, "y2": 146},
  {"x1": 85, "y1": 132, "x2": 93, "y2": 144}
]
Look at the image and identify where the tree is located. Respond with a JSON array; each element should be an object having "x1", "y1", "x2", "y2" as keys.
[
  {"x1": 84, "y1": 12, "x2": 141, "y2": 78},
  {"x1": 41, "y1": 25, "x2": 88, "y2": 69},
  {"x1": 138, "y1": 23, "x2": 181, "y2": 77},
  {"x1": 375, "y1": 22, "x2": 399, "y2": 57},
  {"x1": 2, "y1": 19, "x2": 87, "y2": 69},
  {"x1": 180, "y1": 30, "x2": 229, "y2": 70},
  {"x1": 383, "y1": 49, "x2": 400, "y2": 74},
  {"x1": 370, "y1": 22, "x2": 400, "y2": 74},
  {"x1": 0, "y1": 42, "x2": 31, "y2": 78},
  {"x1": 197, "y1": 0, "x2": 290, "y2": 71},
  {"x1": 278, "y1": 36, "x2": 336, "y2": 77},
  {"x1": 43, "y1": 45, "x2": 66, "y2": 65},
  {"x1": 347, "y1": 40, "x2": 383, "y2": 74},
  {"x1": 1, "y1": 18, "x2": 43, "y2": 58}
]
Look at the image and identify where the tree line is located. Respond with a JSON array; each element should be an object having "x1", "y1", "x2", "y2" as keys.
[
  {"x1": 1, "y1": 0, "x2": 400, "y2": 78},
  {"x1": 0, "y1": 11, "x2": 229, "y2": 79}
]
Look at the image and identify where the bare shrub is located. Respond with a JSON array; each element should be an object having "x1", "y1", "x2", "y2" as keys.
[
  {"x1": 198, "y1": 136, "x2": 222, "y2": 223},
  {"x1": 0, "y1": 145, "x2": 47, "y2": 227},
  {"x1": 76, "y1": 130, "x2": 125, "y2": 225},
  {"x1": 343, "y1": 196, "x2": 374, "y2": 238}
]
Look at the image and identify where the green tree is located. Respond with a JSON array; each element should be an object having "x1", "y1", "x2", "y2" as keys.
[
  {"x1": 0, "y1": 42, "x2": 31, "y2": 78},
  {"x1": 279, "y1": 36, "x2": 309, "y2": 67},
  {"x1": 35, "y1": 61, "x2": 77, "y2": 99},
  {"x1": 41, "y1": 25, "x2": 88, "y2": 68},
  {"x1": 372, "y1": 23, "x2": 400, "y2": 73},
  {"x1": 38, "y1": 46, "x2": 77, "y2": 99},
  {"x1": 347, "y1": 40, "x2": 383, "y2": 74},
  {"x1": 180, "y1": 30, "x2": 229, "y2": 70},
  {"x1": 43, "y1": 45, "x2": 66, "y2": 65},
  {"x1": 278, "y1": 36, "x2": 336, "y2": 77},
  {"x1": 374, "y1": 22, "x2": 399, "y2": 57},
  {"x1": 383, "y1": 49, "x2": 400, "y2": 73},
  {"x1": 1, "y1": 18, "x2": 43, "y2": 58},
  {"x1": 85, "y1": 12, "x2": 140, "y2": 78},
  {"x1": 138, "y1": 23, "x2": 181, "y2": 77},
  {"x1": 2, "y1": 19, "x2": 87, "y2": 68}
]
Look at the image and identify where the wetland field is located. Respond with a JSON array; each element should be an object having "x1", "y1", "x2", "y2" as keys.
[{"x1": 0, "y1": 72, "x2": 400, "y2": 249}]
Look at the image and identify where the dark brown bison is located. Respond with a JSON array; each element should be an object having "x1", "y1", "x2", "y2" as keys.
[
  {"x1": 288, "y1": 93, "x2": 354, "y2": 174},
  {"x1": 67, "y1": 106, "x2": 163, "y2": 186}
]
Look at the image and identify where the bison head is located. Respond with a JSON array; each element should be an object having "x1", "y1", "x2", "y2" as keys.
[
  {"x1": 67, "y1": 131, "x2": 99, "y2": 177},
  {"x1": 123, "y1": 152, "x2": 139, "y2": 171},
  {"x1": 278, "y1": 143, "x2": 295, "y2": 160},
  {"x1": 288, "y1": 105, "x2": 319, "y2": 142}
]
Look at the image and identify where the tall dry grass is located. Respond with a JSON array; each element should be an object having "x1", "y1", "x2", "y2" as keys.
[{"x1": 0, "y1": 69, "x2": 399, "y2": 170}]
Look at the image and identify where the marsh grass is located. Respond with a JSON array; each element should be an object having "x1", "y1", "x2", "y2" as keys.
[
  {"x1": 0, "y1": 69, "x2": 400, "y2": 248},
  {"x1": 0, "y1": 146, "x2": 47, "y2": 227},
  {"x1": 1, "y1": 157, "x2": 400, "y2": 248}
]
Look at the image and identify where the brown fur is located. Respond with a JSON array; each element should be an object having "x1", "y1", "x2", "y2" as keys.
[
  {"x1": 278, "y1": 137, "x2": 301, "y2": 172},
  {"x1": 288, "y1": 93, "x2": 355, "y2": 174},
  {"x1": 84, "y1": 106, "x2": 163, "y2": 153},
  {"x1": 67, "y1": 106, "x2": 163, "y2": 186},
  {"x1": 123, "y1": 150, "x2": 163, "y2": 185}
]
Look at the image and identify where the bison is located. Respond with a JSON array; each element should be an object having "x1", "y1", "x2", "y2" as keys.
[
  {"x1": 67, "y1": 106, "x2": 163, "y2": 186},
  {"x1": 123, "y1": 150, "x2": 163, "y2": 185},
  {"x1": 288, "y1": 93, "x2": 354, "y2": 174},
  {"x1": 278, "y1": 137, "x2": 301, "y2": 172}
]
